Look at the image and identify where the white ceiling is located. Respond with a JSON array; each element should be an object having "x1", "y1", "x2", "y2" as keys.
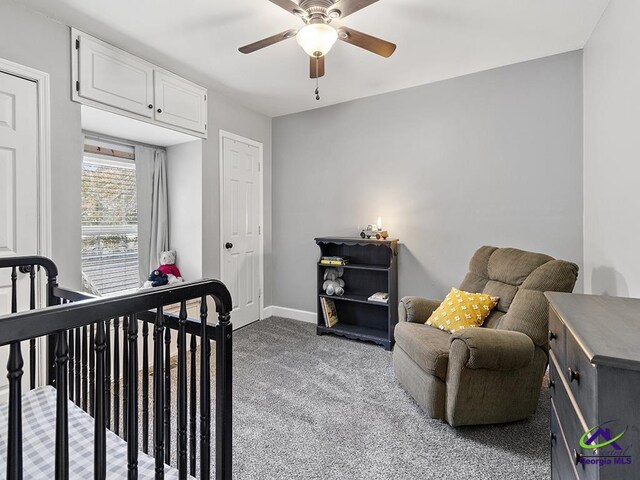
[
  {"x1": 82, "y1": 106, "x2": 198, "y2": 147},
  {"x1": 21, "y1": 0, "x2": 609, "y2": 117}
]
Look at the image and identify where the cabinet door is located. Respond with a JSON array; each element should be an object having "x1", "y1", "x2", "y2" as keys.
[
  {"x1": 154, "y1": 70, "x2": 207, "y2": 134},
  {"x1": 78, "y1": 34, "x2": 154, "y2": 118}
]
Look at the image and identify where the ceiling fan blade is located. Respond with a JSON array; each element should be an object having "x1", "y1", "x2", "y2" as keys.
[
  {"x1": 337, "y1": 27, "x2": 396, "y2": 57},
  {"x1": 268, "y1": 0, "x2": 306, "y2": 16},
  {"x1": 310, "y1": 55, "x2": 325, "y2": 78},
  {"x1": 238, "y1": 29, "x2": 298, "y2": 54},
  {"x1": 328, "y1": 0, "x2": 378, "y2": 19}
]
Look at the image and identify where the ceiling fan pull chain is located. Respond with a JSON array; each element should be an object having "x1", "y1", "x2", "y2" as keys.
[{"x1": 315, "y1": 56, "x2": 320, "y2": 101}]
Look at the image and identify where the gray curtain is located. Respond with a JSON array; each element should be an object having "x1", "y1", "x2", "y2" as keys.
[{"x1": 135, "y1": 146, "x2": 169, "y2": 284}]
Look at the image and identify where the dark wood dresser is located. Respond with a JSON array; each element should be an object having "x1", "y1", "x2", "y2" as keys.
[{"x1": 546, "y1": 293, "x2": 640, "y2": 480}]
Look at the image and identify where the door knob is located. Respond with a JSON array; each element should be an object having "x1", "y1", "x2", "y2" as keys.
[
  {"x1": 225, "y1": 242, "x2": 233, "y2": 249},
  {"x1": 573, "y1": 449, "x2": 582, "y2": 465},
  {"x1": 568, "y1": 367, "x2": 580, "y2": 383}
]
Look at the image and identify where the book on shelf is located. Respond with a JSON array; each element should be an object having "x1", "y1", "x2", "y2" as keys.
[
  {"x1": 320, "y1": 256, "x2": 350, "y2": 266},
  {"x1": 320, "y1": 297, "x2": 339, "y2": 327},
  {"x1": 320, "y1": 296, "x2": 328, "y2": 326},
  {"x1": 368, "y1": 292, "x2": 389, "y2": 304}
]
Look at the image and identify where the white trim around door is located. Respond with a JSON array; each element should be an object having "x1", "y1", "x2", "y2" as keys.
[
  {"x1": 0, "y1": 57, "x2": 52, "y2": 387},
  {"x1": 219, "y1": 130, "x2": 264, "y2": 328},
  {"x1": 0, "y1": 57, "x2": 52, "y2": 261}
]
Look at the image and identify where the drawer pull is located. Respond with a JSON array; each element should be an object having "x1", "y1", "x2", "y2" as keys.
[
  {"x1": 573, "y1": 449, "x2": 582, "y2": 465},
  {"x1": 549, "y1": 331, "x2": 557, "y2": 341},
  {"x1": 568, "y1": 368, "x2": 580, "y2": 383},
  {"x1": 548, "y1": 378, "x2": 555, "y2": 390},
  {"x1": 550, "y1": 432, "x2": 557, "y2": 446}
]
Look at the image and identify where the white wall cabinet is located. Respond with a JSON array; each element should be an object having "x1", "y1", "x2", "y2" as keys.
[
  {"x1": 77, "y1": 33, "x2": 155, "y2": 118},
  {"x1": 72, "y1": 28, "x2": 207, "y2": 138},
  {"x1": 154, "y1": 70, "x2": 207, "y2": 134}
]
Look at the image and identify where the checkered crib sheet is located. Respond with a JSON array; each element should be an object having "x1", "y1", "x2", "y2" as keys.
[{"x1": 0, "y1": 386, "x2": 192, "y2": 479}]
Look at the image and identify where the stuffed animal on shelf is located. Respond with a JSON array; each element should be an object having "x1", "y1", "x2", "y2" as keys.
[
  {"x1": 146, "y1": 270, "x2": 169, "y2": 288},
  {"x1": 323, "y1": 267, "x2": 345, "y2": 296},
  {"x1": 142, "y1": 250, "x2": 184, "y2": 288}
]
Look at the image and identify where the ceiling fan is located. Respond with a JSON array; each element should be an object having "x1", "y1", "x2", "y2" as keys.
[{"x1": 239, "y1": 0, "x2": 396, "y2": 98}]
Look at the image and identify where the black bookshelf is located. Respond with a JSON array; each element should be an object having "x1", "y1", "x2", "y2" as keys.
[{"x1": 315, "y1": 237, "x2": 399, "y2": 350}]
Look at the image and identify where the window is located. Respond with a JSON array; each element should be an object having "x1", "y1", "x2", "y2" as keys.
[{"x1": 81, "y1": 152, "x2": 138, "y2": 295}]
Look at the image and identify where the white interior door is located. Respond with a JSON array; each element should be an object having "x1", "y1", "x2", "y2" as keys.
[
  {"x1": 0, "y1": 71, "x2": 39, "y2": 397},
  {"x1": 221, "y1": 134, "x2": 261, "y2": 329}
]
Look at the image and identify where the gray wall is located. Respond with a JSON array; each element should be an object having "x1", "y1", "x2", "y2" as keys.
[
  {"x1": 167, "y1": 140, "x2": 203, "y2": 282},
  {"x1": 272, "y1": 52, "x2": 584, "y2": 312},
  {"x1": 0, "y1": 1, "x2": 83, "y2": 288},
  {"x1": 0, "y1": 1, "x2": 273, "y2": 302},
  {"x1": 583, "y1": 0, "x2": 640, "y2": 298}
]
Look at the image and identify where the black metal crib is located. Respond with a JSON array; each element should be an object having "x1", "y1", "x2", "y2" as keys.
[{"x1": 0, "y1": 255, "x2": 233, "y2": 480}]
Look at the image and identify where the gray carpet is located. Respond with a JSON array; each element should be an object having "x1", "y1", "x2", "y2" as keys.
[{"x1": 230, "y1": 317, "x2": 550, "y2": 479}]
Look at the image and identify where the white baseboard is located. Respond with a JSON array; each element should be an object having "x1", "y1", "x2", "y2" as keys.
[{"x1": 262, "y1": 305, "x2": 316, "y2": 324}]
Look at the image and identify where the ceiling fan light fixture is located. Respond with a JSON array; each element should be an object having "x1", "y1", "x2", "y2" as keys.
[{"x1": 296, "y1": 23, "x2": 338, "y2": 57}]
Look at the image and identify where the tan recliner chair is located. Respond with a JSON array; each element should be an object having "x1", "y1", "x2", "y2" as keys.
[{"x1": 393, "y1": 246, "x2": 578, "y2": 426}]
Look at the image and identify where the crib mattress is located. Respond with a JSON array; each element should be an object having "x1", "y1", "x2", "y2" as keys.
[{"x1": 0, "y1": 386, "x2": 192, "y2": 479}]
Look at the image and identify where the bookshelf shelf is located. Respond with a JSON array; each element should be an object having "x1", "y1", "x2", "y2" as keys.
[
  {"x1": 319, "y1": 293, "x2": 389, "y2": 307},
  {"x1": 318, "y1": 262, "x2": 390, "y2": 272},
  {"x1": 317, "y1": 324, "x2": 388, "y2": 344},
  {"x1": 315, "y1": 237, "x2": 399, "y2": 350}
]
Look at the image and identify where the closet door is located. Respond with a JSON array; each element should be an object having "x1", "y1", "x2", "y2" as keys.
[
  {"x1": 154, "y1": 69, "x2": 207, "y2": 134},
  {"x1": 0, "y1": 71, "x2": 39, "y2": 397},
  {"x1": 78, "y1": 34, "x2": 154, "y2": 117}
]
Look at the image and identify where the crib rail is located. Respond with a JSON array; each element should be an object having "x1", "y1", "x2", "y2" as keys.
[
  {"x1": 54, "y1": 287, "x2": 228, "y2": 478},
  {"x1": 0, "y1": 256, "x2": 59, "y2": 393},
  {"x1": 0, "y1": 257, "x2": 232, "y2": 480}
]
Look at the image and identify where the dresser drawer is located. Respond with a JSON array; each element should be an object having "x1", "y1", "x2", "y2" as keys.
[
  {"x1": 549, "y1": 302, "x2": 597, "y2": 425},
  {"x1": 550, "y1": 356, "x2": 597, "y2": 480},
  {"x1": 549, "y1": 306, "x2": 566, "y2": 365},
  {"x1": 551, "y1": 399, "x2": 579, "y2": 480},
  {"x1": 566, "y1": 332, "x2": 597, "y2": 425}
]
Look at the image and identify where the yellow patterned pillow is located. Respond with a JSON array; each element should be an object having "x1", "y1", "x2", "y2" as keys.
[{"x1": 426, "y1": 288, "x2": 499, "y2": 333}]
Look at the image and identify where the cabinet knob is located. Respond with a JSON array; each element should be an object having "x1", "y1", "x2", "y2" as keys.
[
  {"x1": 573, "y1": 449, "x2": 582, "y2": 465},
  {"x1": 157, "y1": 108, "x2": 162, "y2": 113},
  {"x1": 225, "y1": 242, "x2": 233, "y2": 249},
  {"x1": 568, "y1": 367, "x2": 580, "y2": 383},
  {"x1": 548, "y1": 378, "x2": 555, "y2": 390},
  {"x1": 549, "y1": 330, "x2": 557, "y2": 341},
  {"x1": 550, "y1": 432, "x2": 557, "y2": 446},
  {"x1": 148, "y1": 104, "x2": 153, "y2": 109}
]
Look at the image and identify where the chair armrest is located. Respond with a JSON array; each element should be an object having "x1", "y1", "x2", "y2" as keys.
[
  {"x1": 449, "y1": 328, "x2": 534, "y2": 371},
  {"x1": 398, "y1": 296, "x2": 441, "y2": 323}
]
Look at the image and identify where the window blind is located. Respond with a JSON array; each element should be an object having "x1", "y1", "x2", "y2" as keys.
[{"x1": 81, "y1": 156, "x2": 138, "y2": 295}]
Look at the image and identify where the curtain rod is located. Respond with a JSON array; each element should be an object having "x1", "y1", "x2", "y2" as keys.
[
  {"x1": 84, "y1": 144, "x2": 134, "y2": 160},
  {"x1": 83, "y1": 130, "x2": 167, "y2": 151}
]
